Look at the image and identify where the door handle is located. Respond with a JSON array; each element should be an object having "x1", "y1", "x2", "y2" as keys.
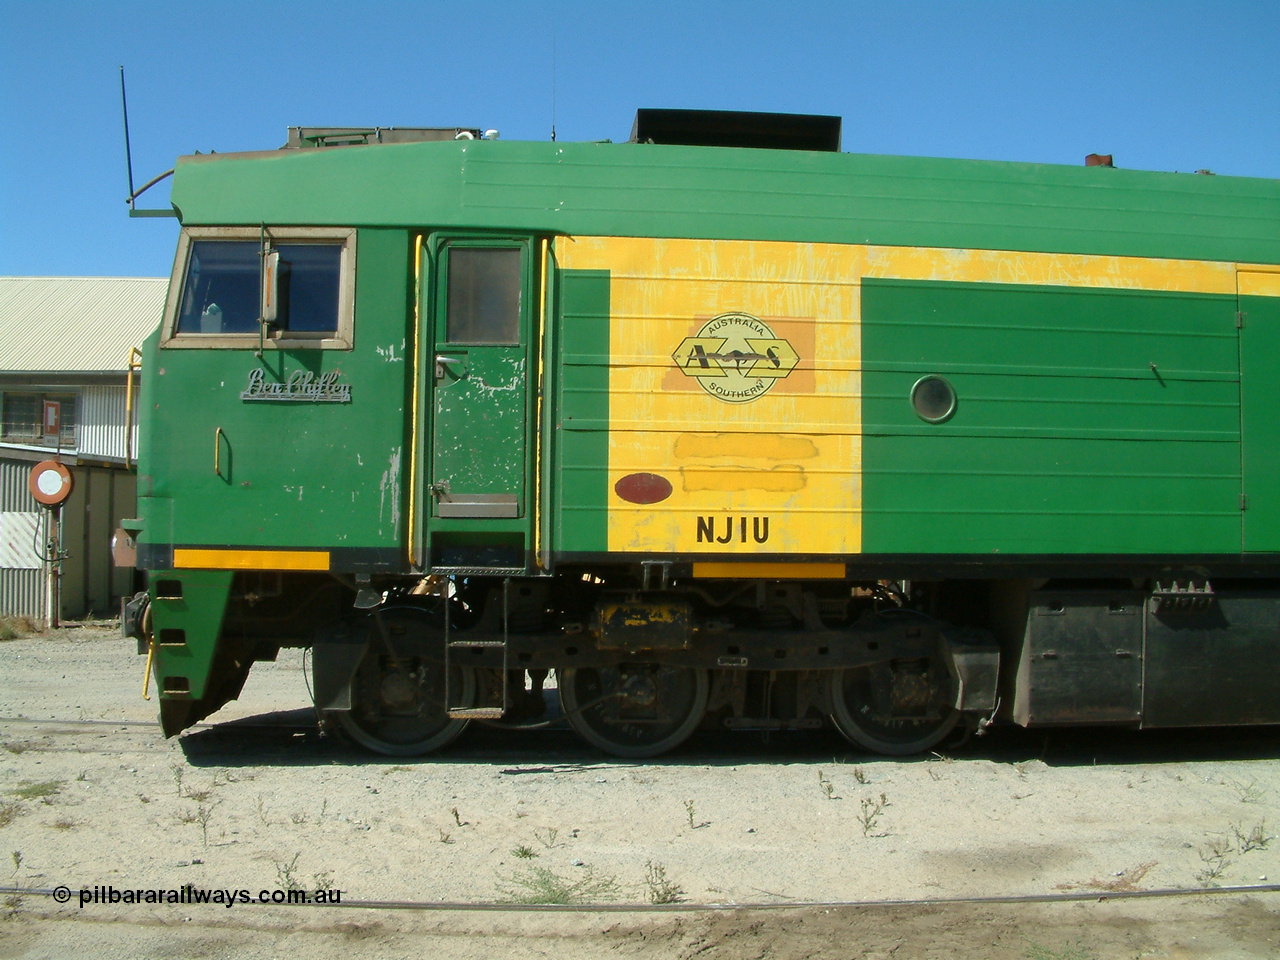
[{"x1": 435, "y1": 355, "x2": 466, "y2": 380}]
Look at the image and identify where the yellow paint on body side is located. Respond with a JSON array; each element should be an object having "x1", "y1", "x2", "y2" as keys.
[
  {"x1": 560, "y1": 236, "x2": 863, "y2": 556},
  {"x1": 692, "y1": 562, "x2": 847, "y2": 579},
  {"x1": 558, "y1": 236, "x2": 1279, "y2": 558},
  {"x1": 173, "y1": 548, "x2": 330, "y2": 571},
  {"x1": 1239, "y1": 269, "x2": 1280, "y2": 298}
]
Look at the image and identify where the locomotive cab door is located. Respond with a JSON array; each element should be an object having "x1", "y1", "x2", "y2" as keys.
[{"x1": 420, "y1": 237, "x2": 536, "y2": 569}]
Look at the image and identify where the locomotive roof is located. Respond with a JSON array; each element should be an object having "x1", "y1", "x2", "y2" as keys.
[{"x1": 169, "y1": 139, "x2": 1280, "y2": 265}]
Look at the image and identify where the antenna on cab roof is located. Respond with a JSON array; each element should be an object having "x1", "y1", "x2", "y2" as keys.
[{"x1": 118, "y1": 66, "x2": 176, "y2": 219}]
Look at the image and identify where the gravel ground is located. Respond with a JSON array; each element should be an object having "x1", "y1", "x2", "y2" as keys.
[{"x1": 1, "y1": 625, "x2": 1278, "y2": 958}]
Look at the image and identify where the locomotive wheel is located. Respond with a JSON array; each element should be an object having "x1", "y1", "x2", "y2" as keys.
[
  {"x1": 828, "y1": 660, "x2": 959, "y2": 756},
  {"x1": 559, "y1": 665, "x2": 709, "y2": 759},
  {"x1": 334, "y1": 608, "x2": 475, "y2": 757}
]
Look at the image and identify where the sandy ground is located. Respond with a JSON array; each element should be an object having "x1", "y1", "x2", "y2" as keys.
[{"x1": 1, "y1": 625, "x2": 1278, "y2": 958}]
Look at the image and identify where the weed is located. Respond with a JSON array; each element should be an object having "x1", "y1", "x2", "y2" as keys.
[
  {"x1": 75, "y1": 771, "x2": 87, "y2": 782},
  {"x1": 176, "y1": 807, "x2": 200, "y2": 825},
  {"x1": 1232, "y1": 820, "x2": 1272, "y2": 853},
  {"x1": 1232, "y1": 779, "x2": 1267, "y2": 805},
  {"x1": 313, "y1": 870, "x2": 334, "y2": 893},
  {"x1": 534, "y1": 826, "x2": 559, "y2": 848},
  {"x1": 496, "y1": 864, "x2": 620, "y2": 905},
  {"x1": 818, "y1": 771, "x2": 840, "y2": 800},
  {"x1": 851, "y1": 766, "x2": 869, "y2": 785},
  {"x1": 1056, "y1": 861, "x2": 1156, "y2": 893},
  {"x1": 438, "y1": 829, "x2": 453, "y2": 844},
  {"x1": 289, "y1": 810, "x2": 308, "y2": 825},
  {"x1": 0, "y1": 803, "x2": 22, "y2": 828},
  {"x1": 2, "y1": 744, "x2": 26, "y2": 755},
  {"x1": 9, "y1": 781, "x2": 61, "y2": 802},
  {"x1": 171, "y1": 764, "x2": 184, "y2": 798},
  {"x1": 1195, "y1": 835, "x2": 1233, "y2": 887},
  {"x1": 0, "y1": 616, "x2": 39, "y2": 641},
  {"x1": 684, "y1": 799, "x2": 696, "y2": 829},
  {"x1": 275, "y1": 853, "x2": 302, "y2": 891},
  {"x1": 1024, "y1": 940, "x2": 1096, "y2": 960},
  {"x1": 451, "y1": 806, "x2": 467, "y2": 827},
  {"x1": 512, "y1": 844, "x2": 538, "y2": 859},
  {"x1": 255, "y1": 796, "x2": 271, "y2": 826},
  {"x1": 50, "y1": 817, "x2": 77, "y2": 831},
  {"x1": 196, "y1": 804, "x2": 216, "y2": 847},
  {"x1": 643, "y1": 861, "x2": 683, "y2": 904},
  {"x1": 857, "y1": 793, "x2": 890, "y2": 837}
]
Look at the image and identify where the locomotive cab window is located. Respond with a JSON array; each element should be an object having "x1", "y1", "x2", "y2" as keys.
[{"x1": 162, "y1": 227, "x2": 356, "y2": 350}]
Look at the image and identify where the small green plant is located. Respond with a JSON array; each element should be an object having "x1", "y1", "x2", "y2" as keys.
[
  {"x1": 438, "y1": 828, "x2": 453, "y2": 844},
  {"x1": 1024, "y1": 940, "x2": 1096, "y2": 960},
  {"x1": 1232, "y1": 820, "x2": 1271, "y2": 853},
  {"x1": 51, "y1": 817, "x2": 77, "y2": 831},
  {"x1": 451, "y1": 806, "x2": 467, "y2": 827},
  {"x1": 511, "y1": 844, "x2": 538, "y2": 859},
  {"x1": 275, "y1": 854, "x2": 302, "y2": 891},
  {"x1": 496, "y1": 864, "x2": 620, "y2": 905},
  {"x1": 818, "y1": 771, "x2": 839, "y2": 800},
  {"x1": 75, "y1": 771, "x2": 87, "y2": 782},
  {"x1": 851, "y1": 766, "x2": 869, "y2": 785},
  {"x1": 9, "y1": 781, "x2": 61, "y2": 801},
  {"x1": 171, "y1": 764, "x2": 184, "y2": 798},
  {"x1": 313, "y1": 870, "x2": 334, "y2": 893},
  {"x1": 176, "y1": 807, "x2": 200, "y2": 825},
  {"x1": 534, "y1": 826, "x2": 559, "y2": 848},
  {"x1": 684, "y1": 799, "x2": 696, "y2": 829},
  {"x1": 643, "y1": 861, "x2": 683, "y2": 904},
  {"x1": 289, "y1": 810, "x2": 308, "y2": 825},
  {"x1": 857, "y1": 792, "x2": 890, "y2": 837}
]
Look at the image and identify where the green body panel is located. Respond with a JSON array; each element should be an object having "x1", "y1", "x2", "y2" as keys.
[
  {"x1": 171, "y1": 142, "x2": 1280, "y2": 265},
  {"x1": 1242, "y1": 290, "x2": 1280, "y2": 551},
  {"x1": 137, "y1": 229, "x2": 410, "y2": 555},
  {"x1": 554, "y1": 269, "x2": 611, "y2": 552},
  {"x1": 148, "y1": 570, "x2": 233, "y2": 700},
  {"x1": 862, "y1": 280, "x2": 1242, "y2": 554}
]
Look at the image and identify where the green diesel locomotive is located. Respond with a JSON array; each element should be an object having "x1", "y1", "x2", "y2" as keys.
[{"x1": 120, "y1": 110, "x2": 1280, "y2": 757}]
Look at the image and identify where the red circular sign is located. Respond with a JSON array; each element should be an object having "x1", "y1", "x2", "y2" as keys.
[{"x1": 28, "y1": 460, "x2": 73, "y2": 507}]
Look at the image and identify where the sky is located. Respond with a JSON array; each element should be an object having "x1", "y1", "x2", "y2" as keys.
[{"x1": 1, "y1": 1, "x2": 1277, "y2": 279}]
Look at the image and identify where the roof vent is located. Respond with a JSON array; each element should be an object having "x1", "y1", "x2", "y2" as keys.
[
  {"x1": 630, "y1": 109, "x2": 842, "y2": 152},
  {"x1": 1085, "y1": 153, "x2": 1114, "y2": 167},
  {"x1": 285, "y1": 127, "x2": 482, "y2": 148}
]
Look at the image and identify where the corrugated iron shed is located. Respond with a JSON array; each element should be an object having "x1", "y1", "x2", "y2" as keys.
[{"x1": 0, "y1": 277, "x2": 166, "y2": 374}]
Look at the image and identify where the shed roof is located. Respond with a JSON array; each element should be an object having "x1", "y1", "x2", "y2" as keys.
[{"x1": 0, "y1": 277, "x2": 166, "y2": 374}]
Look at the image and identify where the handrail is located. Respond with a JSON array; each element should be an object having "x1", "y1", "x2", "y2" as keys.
[{"x1": 124, "y1": 346, "x2": 142, "y2": 469}]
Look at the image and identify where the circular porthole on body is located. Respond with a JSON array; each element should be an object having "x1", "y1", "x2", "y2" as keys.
[{"x1": 911, "y1": 375, "x2": 957, "y2": 423}]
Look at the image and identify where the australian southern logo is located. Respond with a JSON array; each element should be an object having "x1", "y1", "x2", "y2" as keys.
[{"x1": 671, "y1": 313, "x2": 799, "y2": 403}]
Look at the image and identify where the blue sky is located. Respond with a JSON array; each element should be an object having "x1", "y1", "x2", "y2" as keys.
[{"x1": 2, "y1": 1, "x2": 1277, "y2": 278}]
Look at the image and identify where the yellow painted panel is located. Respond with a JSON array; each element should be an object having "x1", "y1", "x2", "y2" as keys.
[
  {"x1": 561, "y1": 237, "x2": 863, "y2": 556},
  {"x1": 173, "y1": 548, "x2": 330, "y2": 571},
  {"x1": 1240, "y1": 270, "x2": 1280, "y2": 298},
  {"x1": 693, "y1": 562, "x2": 847, "y2": 579}
]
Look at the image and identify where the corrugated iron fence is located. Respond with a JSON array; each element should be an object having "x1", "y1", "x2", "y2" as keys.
[{"x1": 1, "y1": 457, "x2": 138, "y2": 620}]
